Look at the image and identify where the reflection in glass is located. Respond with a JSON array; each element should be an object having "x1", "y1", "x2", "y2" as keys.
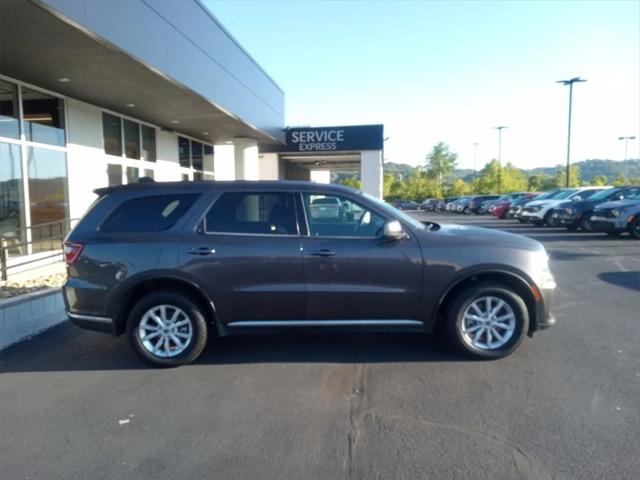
[
  {"x1": 107, "y1": 164, "x2": 122, "y2": 186},
  {"x1": 22, "y1": 87, "x2": 65, "y2": 146},
  {"x1": 192, "y1": 141, "x2": 203, "y2": 171},
  {"x1": 127, "y1": 166, "x2": 139, "y2": 183},
  {"x1": 0, "y1": 142, "x2": 24, "y2": 256},
  {"x1": 203, "y1": 144, "x2": 214, "y2": 172},
  {"x1": 178, "y1": 137, "x2": 190, "y2": 167},
  {"x1": 123, "y1": 119, "x2": 140, "y2": 159},
  {"x1": 142, "y1": 125, "x2": 156, "y2": 162},
  {"x1": 103, "y1": 113, "x2": 122, "y2": 156},
  {"x1": 0, "y1": 80, "x2": 20, "y2": 139},
  {"x1": 26, "y1": 147, "x2": 68, "y2": 252}
]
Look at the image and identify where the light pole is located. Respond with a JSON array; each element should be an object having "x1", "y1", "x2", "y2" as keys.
[
  {"x1": 618, "y1": 136, "x2": 636, "y2": 183},
  {"x1": 472, "y1": 142, "x2": 480, "y2": 193},
  {"x1": 557, "y1": 77, "x2": 587, "y2": 187},
  {"x1": 493, "y1": 126, "x2": 507, "y2": 194}
]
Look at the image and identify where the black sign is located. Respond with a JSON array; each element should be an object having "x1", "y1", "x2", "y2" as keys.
[{"x1": 282, "y1": 124, "x2": 384, "y2": 152}]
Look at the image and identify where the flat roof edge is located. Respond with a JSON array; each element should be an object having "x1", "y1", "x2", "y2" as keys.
[{"x1": 193, "y1": 0, "x2": 285, "y2": 95}]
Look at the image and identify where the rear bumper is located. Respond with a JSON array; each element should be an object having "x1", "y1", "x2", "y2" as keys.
[
  {"x1": 67, "y1": 312, "x2": 115, "y2": 334},
  {"x1": 589, "y1": 217, "x2": 626, "y2": 232}
]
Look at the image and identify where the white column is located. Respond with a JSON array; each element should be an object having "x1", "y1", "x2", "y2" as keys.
[
  {"x1": 310, "y1": 170, "x2": 331, "y2": 184},
  {"x1": 258, "y1": 153, "x2": 280, "y2": 180},
  {"x1": 360, "y1": 150, "x2": 383, "y2": 198},
  {"x1": 213, "y1": 144, "x2": 235, "y2": 180},
  {"x1": 233, "y1": 138, "x2": 259, "y2": 180}
]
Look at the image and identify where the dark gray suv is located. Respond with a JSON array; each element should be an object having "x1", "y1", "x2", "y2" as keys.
[{"x1": 63, "y1": 181, "x2": 556, "y2": 365}]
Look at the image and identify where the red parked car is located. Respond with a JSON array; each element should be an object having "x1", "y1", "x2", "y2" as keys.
[{"x1": 491, "y1": 193, "x2": 537, "y2": 219}]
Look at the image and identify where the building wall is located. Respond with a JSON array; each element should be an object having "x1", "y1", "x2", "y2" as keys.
[{"x1": 40, "y1": 0, "x2": 285, "y2": 141}]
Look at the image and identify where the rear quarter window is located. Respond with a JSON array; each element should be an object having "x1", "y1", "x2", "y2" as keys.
[{"x1": 100, "y1": 194, "x2": 200, "y2": 233}]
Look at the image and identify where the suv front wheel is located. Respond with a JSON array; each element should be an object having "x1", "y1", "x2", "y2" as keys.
[
  {"x1": 447, "y1": 283, "x2": 529, "y2": 359},
  {"x1": 127, "y1": 291, "x2": 209, "y2": 366}
]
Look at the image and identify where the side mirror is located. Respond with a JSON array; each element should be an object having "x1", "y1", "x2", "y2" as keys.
[
  {"x1": 383, "y1": 220, "x2": 406, "y2": 241},
  {"x1": 572, "y1": 196, "x2": 582, "y2": 202}
]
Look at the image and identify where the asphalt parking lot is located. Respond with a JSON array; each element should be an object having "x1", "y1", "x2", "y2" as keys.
[{"x1": 1, "y1": 213, "x2": 639, "y2": 480}]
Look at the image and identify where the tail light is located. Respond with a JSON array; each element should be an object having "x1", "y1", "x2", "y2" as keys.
[{"x1": 63, "y1": 242, "x2": 84, "y2": 264}]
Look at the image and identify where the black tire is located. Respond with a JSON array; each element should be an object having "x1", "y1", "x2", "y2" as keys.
[
  {"x1": 628, "y1": 217, "x2": 640, "y2": 239},
  {"x1": 542, "y1": 210, "x2": 554, "y2": 227},
  {"x1": 606, "y1": 232, "x2": 621, "y2": 238},
  {"x1": 446, "y1": 283, "x2": 529, "y2": 359},
  {"x1": 127, "y1": 291, "x2": 209, "y2": 366},
  {"x1": 579, "y1": 214, "x2": 593, "y2": 232}
]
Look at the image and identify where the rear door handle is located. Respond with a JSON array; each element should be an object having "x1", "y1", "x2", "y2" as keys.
[
  {"x1": 309, "y1": 249, "x2": 335, "y2": 257},
  {"x1": 188, "y1": 247, "x2": 215, "y2": 256}
]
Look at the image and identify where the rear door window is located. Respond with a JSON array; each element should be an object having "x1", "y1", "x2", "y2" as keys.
[
  {"x1": 101, "y1": 194, "x2": 200, "y2": 232},
  {"x1": 205, "y1": 192, "x2": 298, "y2": 235}
]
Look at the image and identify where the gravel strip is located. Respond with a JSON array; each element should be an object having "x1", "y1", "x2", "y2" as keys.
[{"x1": 0, "y1": 273, "x2": 67, "y2": 299}]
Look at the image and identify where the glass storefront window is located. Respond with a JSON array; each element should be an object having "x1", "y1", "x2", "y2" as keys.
[
  {"x1": 103, "y1": 113, "x2": 122, "y2": 156},
  {"x1": 0, "y1": 142, "x2": 24, "y2": 256},
  {"x1": 126, "y1": 166, "x2": 139, "y2": 183},
  {"x1": 22, "y1": 87, "x2": 65, "y2": 146},
  {"x1": 203, "y1": 144, "x2": 214, "y2": 173},
  {"x1": 123, "y1": 119, "x2": 140, "y2": 159},
  {"x1": 142, "y1": 125, "x2": 156, "y2": 162},
  {"x1": 192, "y1": 141, "x2": 203, "y2": 171},
  {"x1": 107, "y1": 164, "x2": 122, "y2": 186},
  {"x1": 0, "y1": 80, "x2": 20, "y2": 139},
  {"x1": 144, "y1": 169, "x2": 154, "y2": 179},
  {"x1": 178, "y1": 136, "x2": 190, "y2": 168},
  {"x1": 26, "y1": 147, "x2": 68, "y2": 253}
]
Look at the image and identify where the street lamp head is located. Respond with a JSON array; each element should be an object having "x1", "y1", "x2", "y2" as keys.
[
  {"x1": 493, "y1": 126, "x2": 508, "y2": 130},
  {"x1": 557, "y1": 77, "x2": 587, "y2": 85}
]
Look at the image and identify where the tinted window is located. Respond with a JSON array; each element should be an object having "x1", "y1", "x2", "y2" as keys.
[
  {"x1": 141, "y1": 125, "x2": 156, "y2": 162},
  {"x1": 192, "y1": 141, "x2": 203, "y2": 171},
  {"x1": 303, "y1": 193, "x2": 386, "y2": 238},
  {"x1": 178, "y1": 137, "x2": 190, "y2": 168},
  {"x1": 126, "y1": 166, "x2": 139, "y2": 184},
  {"x1": 205, "y1": 192, "x2": 297, "y2": 235},
  {"x1": 123, "y1": 119, "x2": 140, "y2": 159},
  {"x1": 0, "y1": 80, "x2": 20, "y2": 139},
  {"x1": 107, "y1": 164, "x2": 122, "y2": 186},
  {"x1": 103, "y1": 113, "x2": 122, "y2": 156},
  {"x1": 101, "y1": 194, "x2": 200, "y2": 233},
  {"x1": 22, "y1": 88, "x2": 65, "y2": 146}
]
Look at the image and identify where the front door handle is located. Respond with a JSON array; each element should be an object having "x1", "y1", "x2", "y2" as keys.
[
  {"x1": 188, "y1": 247, "x2": 216, "y2": 256},
  {"x1": 309, "y1": 249, "x2": 336, "y2": 257}
]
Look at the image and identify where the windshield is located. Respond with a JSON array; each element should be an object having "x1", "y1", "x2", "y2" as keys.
[
  {"x1": 361, "y1": 192, "x2": 426, "y2": 231},
  {"x1": 554, "y1": 189, "x2": 579, "y2": 199},
  {"x1": 588, "y1": 188, "x2": 617, "y2": 201}
]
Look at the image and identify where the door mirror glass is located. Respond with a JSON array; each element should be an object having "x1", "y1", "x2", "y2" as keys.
[
  {"x1": 572, "y1": 195, "x2": 582, "y2": 202},
  {"x1": 383, "y1": 220, "x2": 406, "y2": 241}
]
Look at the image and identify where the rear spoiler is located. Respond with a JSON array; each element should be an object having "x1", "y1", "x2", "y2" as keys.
[{"x1": 93, "y1": 177, "x2": 155, "y2": 196}]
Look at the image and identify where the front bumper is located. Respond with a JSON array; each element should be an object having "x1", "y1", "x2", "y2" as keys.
[
  {"x1": 551, "y1": 211, "x2": 579, "y2": 227},
  {"x1": 589, "y1": 214, "x2": 627, "y2": 232},
  {"x1": 521, "y1": 210, "x2": 544, "y2": 222},
  {"x1": 532, "y1": 285, "x2": 556, "y2": 334}
]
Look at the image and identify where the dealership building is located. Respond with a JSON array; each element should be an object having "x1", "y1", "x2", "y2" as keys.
[{"x1": 0, "y1": 0, "x2": 384, "y2": 262}]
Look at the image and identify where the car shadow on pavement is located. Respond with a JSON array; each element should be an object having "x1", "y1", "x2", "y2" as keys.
[
  {"x1": 0, "y1": 321, "x2": 468, "y2": 373},
  {"x1": 598, "y1": 271, "x2": 640, "y2": 291}
]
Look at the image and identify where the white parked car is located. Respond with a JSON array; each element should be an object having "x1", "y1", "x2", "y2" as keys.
[{"x1": 520, "y1": 187, "x2": 609, "y2": 226}]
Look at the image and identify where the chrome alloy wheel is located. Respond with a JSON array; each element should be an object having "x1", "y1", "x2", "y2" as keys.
[
  {"x1": 461, "y1": 296, "x2": 516, "y2": 350},
  {"x1": 137, "y1": 305, "x2": 193, "y2": 358}
]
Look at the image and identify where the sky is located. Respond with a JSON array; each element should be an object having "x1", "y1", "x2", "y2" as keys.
[{"x1": 205, "y1": 0, "x2": 640, "y2": 171}]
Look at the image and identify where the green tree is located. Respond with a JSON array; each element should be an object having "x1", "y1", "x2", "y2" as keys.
[
  {"x1": 338, "y1": 176, "x2": 361, "y2": 189},
  {"x1": 553, "y1": 164, "x2": 581, "y2": 188},
  {"x1": 447, "y1": 178, "x2": 472, "y2": 196},
  {"x1": 425, "y1": 142, "x2": 458, "y2": 192},
  {"x1": 591, "y1": 175, "x2": 608, "y2": 186},
  {"x1": 613, "y1": 172, "x2": 626, "y2": 186},
  {"x1": 383, "y1": 173, "x2": 395, "y2": 197}
]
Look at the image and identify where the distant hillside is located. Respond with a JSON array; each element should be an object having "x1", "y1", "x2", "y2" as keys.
[{"x1": 383, "y1": 158, "x2": 639, "y2": 183}]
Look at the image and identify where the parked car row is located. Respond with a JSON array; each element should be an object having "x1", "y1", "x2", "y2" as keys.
[{"x1": 427, "y1": 186, "x2": 640, "y2": 239}]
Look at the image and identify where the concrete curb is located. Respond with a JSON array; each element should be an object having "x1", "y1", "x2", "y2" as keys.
[{"x1": 0, "y1": 288, "x2": 67, "y2": 351}]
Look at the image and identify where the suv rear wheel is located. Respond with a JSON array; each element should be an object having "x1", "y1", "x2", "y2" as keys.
[
  {"x1": 127, "y1": 291, "x2": 209, "y2": 366},
  {"x1": 447, "y1": 283, "x2": 529, "y2": 359}
]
